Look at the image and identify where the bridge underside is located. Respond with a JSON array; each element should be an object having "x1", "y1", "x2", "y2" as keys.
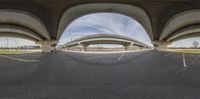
[{"x1": 0, "y1": 0, "x2": 199, "y2": 52}]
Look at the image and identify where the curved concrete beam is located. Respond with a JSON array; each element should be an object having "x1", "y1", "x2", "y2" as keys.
[
  {"x1": 57, "y1": 3, "x2": 153, "y2": 40},
  {"x1": 168, "y1": 32, "x2": 200, "y2": 42},
  {"x1": 160, "y1": 10, "x2": 200, "y2": 41},
  {"x1": 66, "y1": 34, "x2": 149, "y2": 47},
  {"x1": 77, "y1": 38, "x2": 133, "y2": 44},
  {"x1": 0, "y1": 25, "x2": 43, "y2": 41},
  {"x1": 0, "y1": 9, "x2": 50, "y2": 40},
  {"x1": 64, "y1": 34, "x2": 150, "y2": 48},
  {"x1": 166, "y1": 25, "x2": 200, "y2": 41},
  {"x1": 0, "y1": 33, "x2": 38, "y2": 41}
]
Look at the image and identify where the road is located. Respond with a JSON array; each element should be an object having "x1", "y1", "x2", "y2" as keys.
[{"x1": 0, "y1": 50, "x2": 200, "y2": 99}]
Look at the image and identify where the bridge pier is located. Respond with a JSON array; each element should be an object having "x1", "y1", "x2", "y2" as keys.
[
  {"x1": 64, "y1": 47, "x2": 69, "y2": 50},
  {"x1": 80, "y1": 43, "x2": 89, "y2": 51},
  {"x1": 36, "y1": 40, "x2": 57, "y2": 52},
  {"x1": 123, "y1": 43, "x2": 133, "y2": 51},
  {"x1": 153, "y1": 41, "x2": 172, "y2": 51}
]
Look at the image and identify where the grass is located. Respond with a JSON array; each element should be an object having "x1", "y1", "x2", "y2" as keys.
[
  {"x1": 0, "y1": 49, "x2": 34, "y2": 55},
  {"x1": 170, "y1": 49, "x2": 200, "y2": 54}
]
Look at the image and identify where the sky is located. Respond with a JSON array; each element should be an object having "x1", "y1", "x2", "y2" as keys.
[
  {"x1": 59, "y1": 13, "x2": 199, "y2": 48},
  {"x1": 59, "y1": 13, "x2": 152, "y2": 46},
  {"x1": 170, "y1": 37, "x2": 200, "y2": 48}
]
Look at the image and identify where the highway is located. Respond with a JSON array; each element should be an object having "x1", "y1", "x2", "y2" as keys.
[{"x1": 0, "y1": 50, "x2": 200, "y2": 99}]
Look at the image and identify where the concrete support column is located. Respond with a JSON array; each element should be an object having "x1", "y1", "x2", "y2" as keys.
[
  {"x1": 123, "y1": 43, "x2": 133, "y2": 51},
  {"x1": 65, "y1": 47, "x2": 69, "y2": 50},
  {"x1": 153, "y1": 41, "x2": 172, "y2": 51},
  {"x1": 79, "y1": 43, "x2": 89, "y2": 51},
  {"x1": 36, "y1": 40, "x2": 57, "y2": 53}
]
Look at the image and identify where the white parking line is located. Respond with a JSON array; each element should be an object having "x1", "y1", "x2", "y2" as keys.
[
  {"x1": 182, "y1": 54, "x2": 187, "y2": 68},
  {"x1": 188, "y1": 55, "x2": 200, "y2": 67},
  {"x1": 118, "y1": 54, "x2": 125, "y2": 61},
  {"x1": 176, "y1": 54, "x2": 199, "y2": 74},
  {"x1": 0, "y1": 55, "x2": 39, "y2": 62}
]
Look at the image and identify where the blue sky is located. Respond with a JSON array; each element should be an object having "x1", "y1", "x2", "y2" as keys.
[
  {"x1": 59, "y1": 13, "x2": 152, "y2": 46},
  {"x1": 59, "y1": 13, "x2": 199, "y2": 48}
]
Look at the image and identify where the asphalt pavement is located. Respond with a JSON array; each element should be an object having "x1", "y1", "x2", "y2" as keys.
[{"x1": 0, "y1": 50, "x2": 200, "y2": 99}]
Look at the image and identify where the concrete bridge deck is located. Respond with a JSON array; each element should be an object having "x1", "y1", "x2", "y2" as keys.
[{"x1": 63, "y1": 34, "x2": 150, "y2": 51}]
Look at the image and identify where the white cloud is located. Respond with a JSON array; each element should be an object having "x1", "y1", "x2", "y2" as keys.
[
  {"x1": 59, "y1": 13, "x2": 200, "y2": 47},
  {"x1": 59, "y1": 13, "x2": 152, "y2": 45}
]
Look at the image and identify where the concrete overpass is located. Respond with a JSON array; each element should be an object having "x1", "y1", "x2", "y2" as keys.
[
  {"x1": 0, "y1": 0, "x2": 199, "y2": 52},
  {"x1": 63, "y1": 34, "x2": 150, "y2": 51}
]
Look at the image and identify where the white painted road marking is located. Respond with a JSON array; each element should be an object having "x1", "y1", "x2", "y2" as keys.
[
  {"x1": 0, "y1": 55, "x2": 39, "y2": 62},
  {"x1": 188, "y1": 55, "x2": 200, "y2": 67},
  {"x1": 118, "y1": 54, "x2": 125, "y2": 61},
  {"x1": 176, "y1": 54, "x2": 200, "y2": 74},
  {"x1": 182, "y1": 54, "x2": 187, "y2": 68}
]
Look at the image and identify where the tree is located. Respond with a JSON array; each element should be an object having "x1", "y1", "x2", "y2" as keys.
[{"x1": 192, "y1": 41, "x2": 199, "y2": 48}]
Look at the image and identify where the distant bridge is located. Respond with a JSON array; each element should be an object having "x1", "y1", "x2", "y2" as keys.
[{"x1": 63, "y1": 34, "x2": 150, "y2": 51}]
